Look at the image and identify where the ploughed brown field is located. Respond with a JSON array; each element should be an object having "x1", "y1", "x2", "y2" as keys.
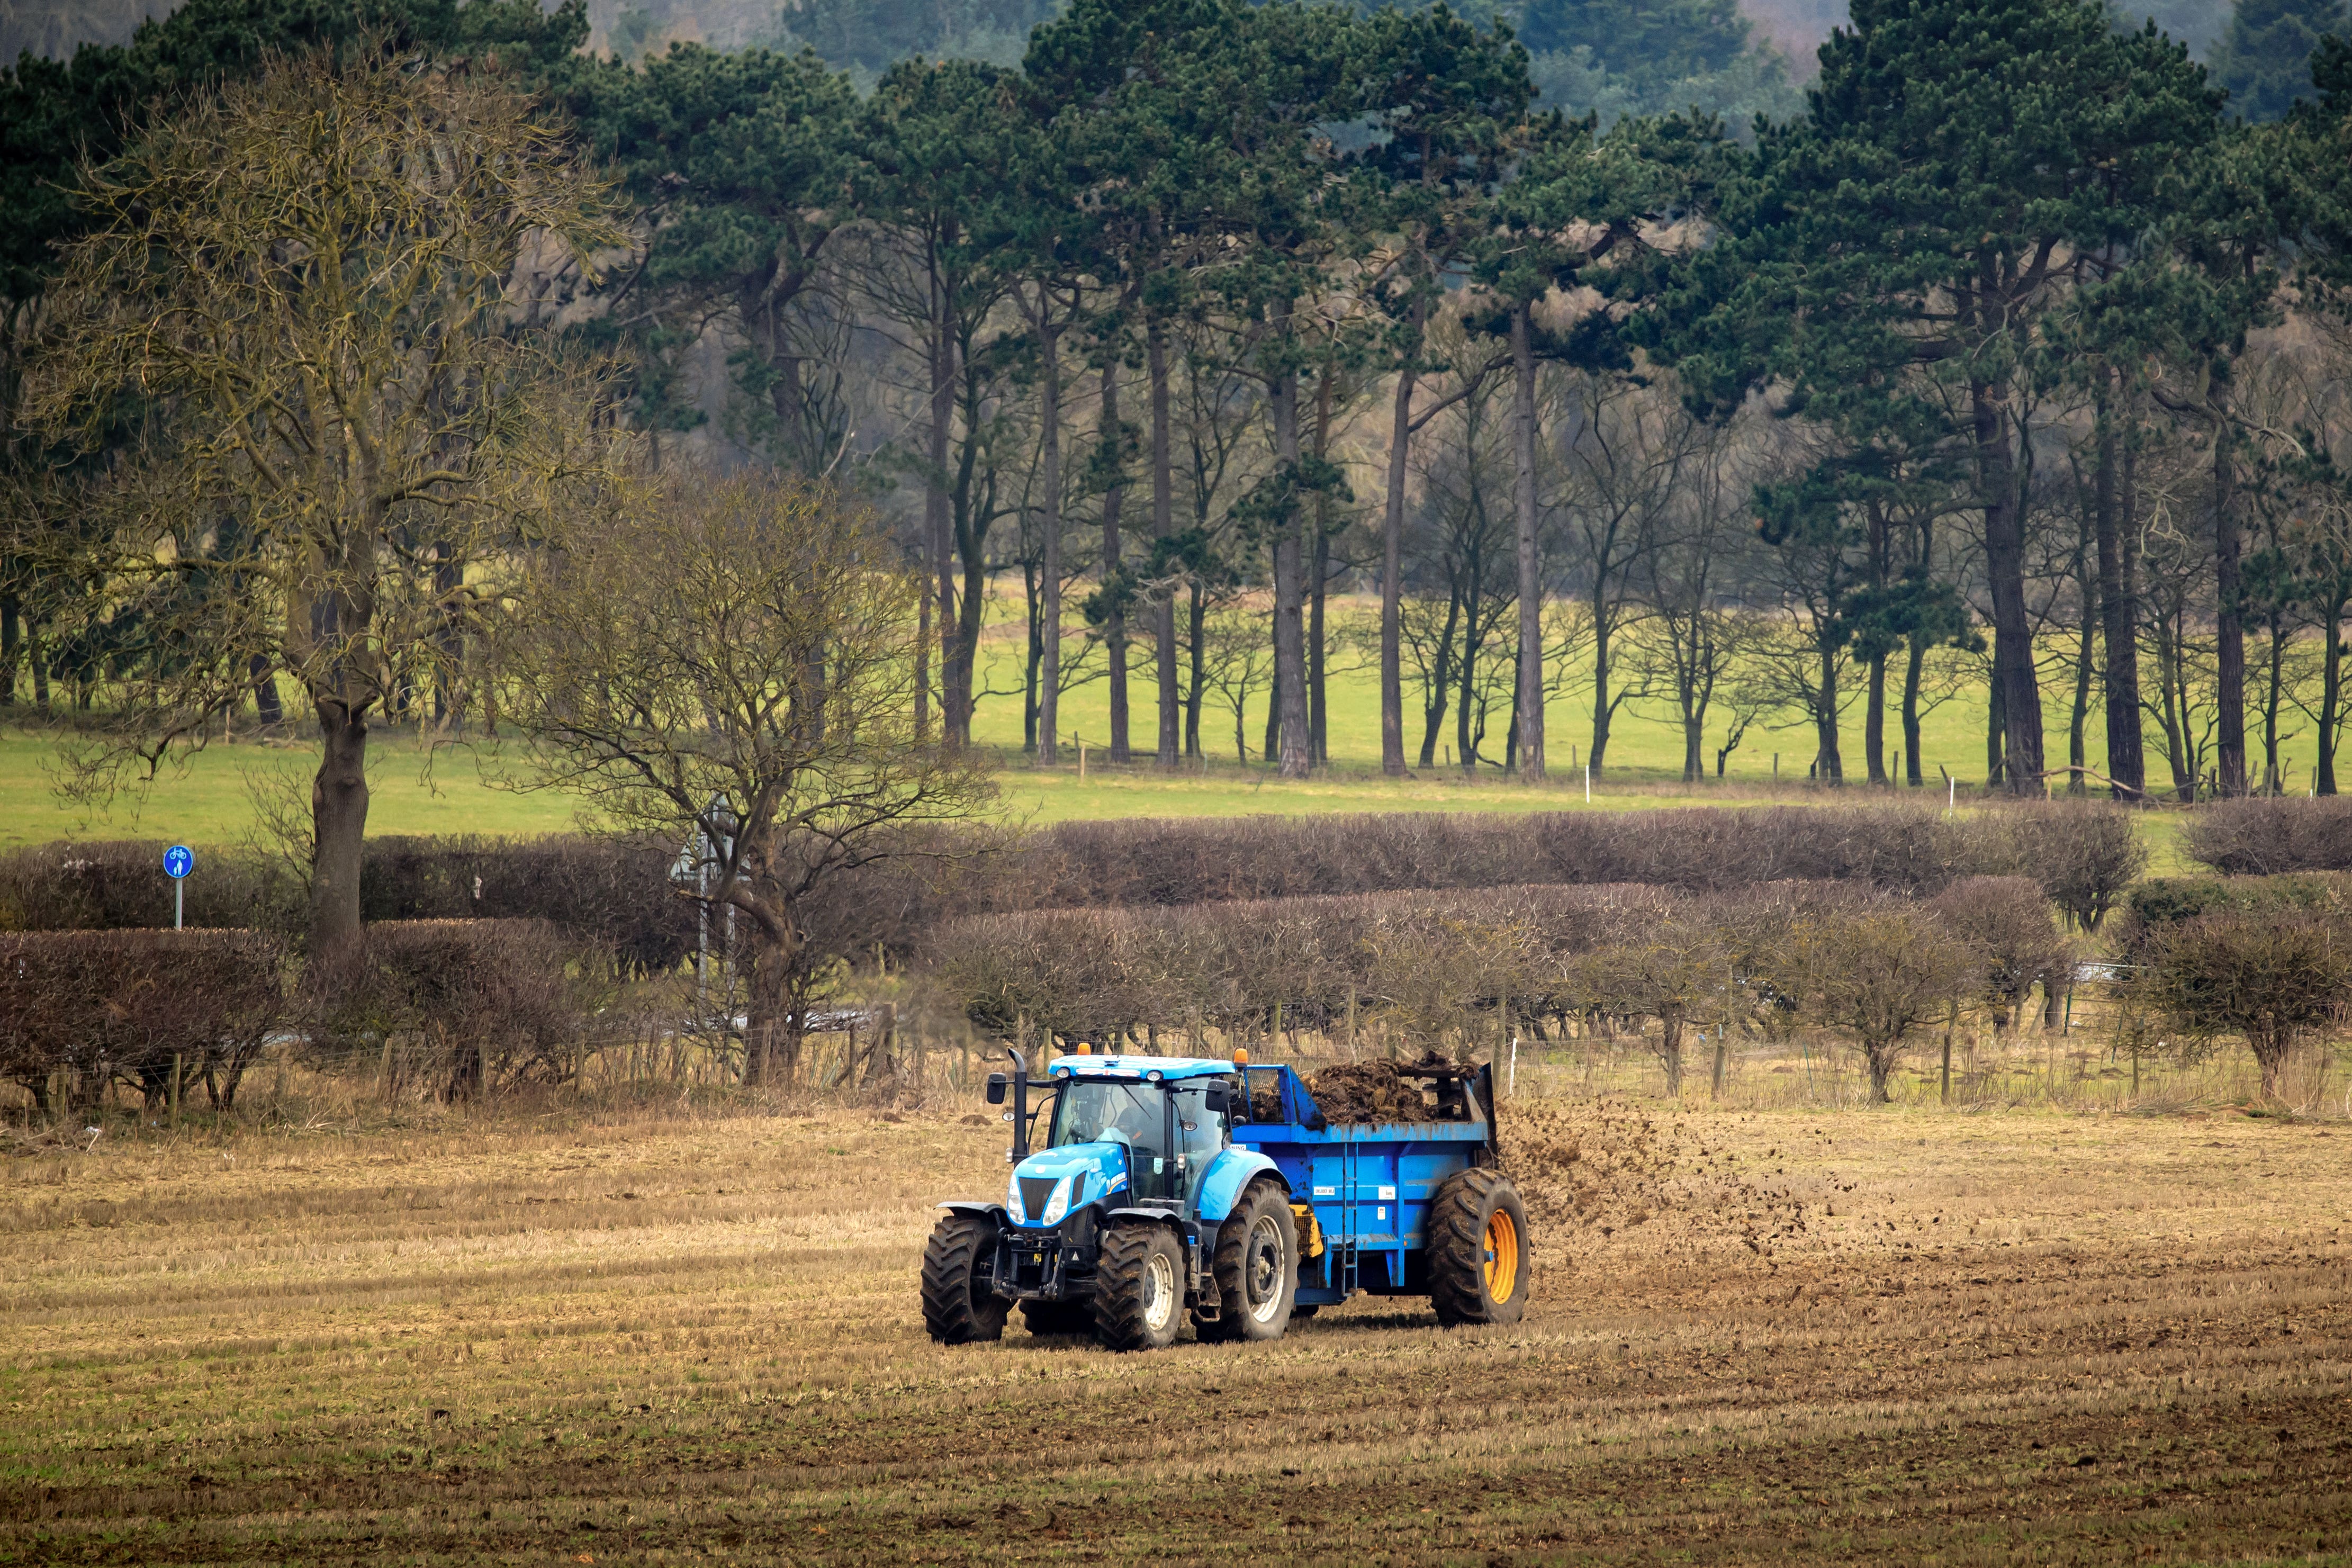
[{"x1": 2, "y1": 1095, "x2": 2346, "y2": 1565}]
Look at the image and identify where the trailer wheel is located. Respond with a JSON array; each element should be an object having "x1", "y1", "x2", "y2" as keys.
[
  {"x1": 1094, "y1": 1223, "x2": 1185, "y2": 1351},
  {"x1": 1020, "y1": 1299, "x2": 1093, "y2": 1338},
  {"x1": 921, "y1": 1210, "x2": 1009, "y2": 1345},
  {"x1": 1197, "y1": 1179, "x2": 1296, "y2": 1343},
  {"x1": 1428, "y1": 1168, "x2": 1529, "y2": 1327}
]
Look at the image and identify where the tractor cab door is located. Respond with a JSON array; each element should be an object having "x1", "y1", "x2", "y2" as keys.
[{"x1": 1173, "y1": 1081, "x2": 1229, "y2": 1213}]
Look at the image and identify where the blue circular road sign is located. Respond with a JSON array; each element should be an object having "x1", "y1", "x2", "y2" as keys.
[{"x1": 163, "y1": 845, "x2": 194, "y2": 879}]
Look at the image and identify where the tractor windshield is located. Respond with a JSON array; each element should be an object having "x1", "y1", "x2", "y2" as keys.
[{"x1": 1050, "y1": 1082, "x2": 1167, "y2": 1158}]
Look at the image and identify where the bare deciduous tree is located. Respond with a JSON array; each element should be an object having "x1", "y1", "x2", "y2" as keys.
[
  {"x1": 493, "y1": 468, "x2": 996, "y2": 1084},
  {"x1": 22, "y1": 50, "x2": 624, "y2": 957}
]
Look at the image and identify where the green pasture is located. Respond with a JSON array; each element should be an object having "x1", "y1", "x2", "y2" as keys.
[{"x1": 0, "y1": 593, "x2": 2235, "y2": 877}]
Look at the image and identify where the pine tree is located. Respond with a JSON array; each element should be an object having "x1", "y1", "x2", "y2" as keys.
[{"x1": 2210, "y1": 0, "x2": 2350, "y2": 122}]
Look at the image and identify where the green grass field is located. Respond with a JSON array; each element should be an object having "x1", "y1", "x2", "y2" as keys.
[{"x1": 0, "y1": 592, "x2": 2240, "y2": 870}]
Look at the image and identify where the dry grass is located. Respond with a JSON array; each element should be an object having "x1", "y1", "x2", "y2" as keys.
[{"x1": 2, "y1": 1079, "x2": 2348, "y2": 1565}]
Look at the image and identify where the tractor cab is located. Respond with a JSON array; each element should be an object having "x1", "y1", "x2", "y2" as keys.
[{"x1": 923, "y1": 1051, "x2": 1283, "y2": 1349}]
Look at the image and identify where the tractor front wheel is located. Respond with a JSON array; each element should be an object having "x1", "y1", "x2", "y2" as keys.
[
  {"x1": 921, "y1": 1210, "x2": 1009, "y2": 1344},
  {"x1": 1093, "y1": 1223, "x2": 1185, "y2": 1351},
  {"x1": 1427, "y1": 1168, "x2": 1530, "y2": 1327},
  {"x1": 1197, "y1": 1179, "x2": 1296, "y2": 1342}
]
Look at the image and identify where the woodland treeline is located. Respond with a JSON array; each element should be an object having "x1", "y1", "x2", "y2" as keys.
[{"x1": 13, "y1": 0, "x2": 2352, "y2": 808}]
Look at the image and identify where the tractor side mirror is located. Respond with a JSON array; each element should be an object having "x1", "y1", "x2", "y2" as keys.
[
  {"x1": 1202, "y1": 1084, "x2": 1230, "y2": 1116},
  {"x1": 985, "y1": 1073, "x2": 1008, "y2": 1106}
]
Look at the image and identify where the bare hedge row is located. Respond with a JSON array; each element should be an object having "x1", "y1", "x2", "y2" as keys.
[
  {"x1": 2182, "y1": 797, "x2": 2352, "y2": 876},
  {"x1": 912, "y1": 802, "x2": 2142, "y2": 933},
  {"x1": 930, "y1": 877, "x2": 2071, "y2": 1061},
  {"x1": 1, "y1": 800, "x2": 2144, "y2": 955},
  {"x1": 0, "y1": 836, "x2": 695, "y2": 973},
  {"x1": 1, "y1": 920, "x2": 596, "y2": 1113}
]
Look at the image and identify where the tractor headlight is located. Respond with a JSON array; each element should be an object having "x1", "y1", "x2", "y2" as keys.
[
  {"x1": 1006, "y1": 1170, "x2": 1025, "y2": 1223},
  {"x1": 1040, "y1": 1176, "x2": 1073, "y2": 1227}
]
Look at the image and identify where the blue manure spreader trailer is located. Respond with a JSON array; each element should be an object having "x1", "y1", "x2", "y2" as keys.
[{"x1": 922, "y1": 1050, "x2": 1529, "y2": 1350}]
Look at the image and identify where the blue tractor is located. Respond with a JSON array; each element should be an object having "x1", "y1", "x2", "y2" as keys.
[{"x1": 921, "y1": 1050, "x2": 1530, "y2": 1350}]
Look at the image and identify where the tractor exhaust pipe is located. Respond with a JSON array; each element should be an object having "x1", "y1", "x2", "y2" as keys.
[{"x1": 1006, "y1": 1047, "x2": 1030, "y2": 1160}]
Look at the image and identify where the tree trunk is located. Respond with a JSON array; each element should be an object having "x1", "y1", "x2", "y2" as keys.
[
  {"x1": 743, "y1": 924, "x2": 794, "y2": 1089},
  {"x1": 0, "y1": 596, "x2": 17, "y2": 707},
  {"x1": 2213, "y1": 416, "x2": 2247, "y2": 796},
  {"x1": 1022, "y1": 559, "x2": 1040, "y2": 753},
  {"x1": 1511, "y1": 304, "x2": 1546, "y2": 781},
  {"x1": 1309, "y1": 370, "x2": 1334, "y2": 767},
  {"x1": 1185, "y1": 580, "x2": 1206, "y2": 759},
  {"x1": 1903, "y1": 633, "x2": 1926, "y2": 786},
  {"x1": 1866, "y1": 1044, "x2": 1894, "y2": 1104},
  {"x1": 2263, "y1": 612, "x2": 2287, "y2": 793},
  {"x1": 1309, "y1": 521, "x2": 1330, "y2": 766},
  {"x1": 1975, "y1": 378, "x2": 2042, "y2": 794},
  {"x1": 1102, "y1": 359, "x2": 1130, "y2": 764},
  {"x1": 1038, "y1": 316, "x2": 1064, "y2": 765},
  {"x1": 1150, "y1": 320, "x2": 1180, "y2": 768},
  {"x1": 1381, "y1": 343, "x2": 1416, "y2": 777},
  {"x1": 1660, "y1": 1013, "x2": 1683, "y2": 1098},
  {"x1": 310, "y1": 699, "x2": 370, "y2": 959},
  {"x1": 1987, "y1": 671, "x2": 2005, "y2": 789},
  {"x1": 2322, "y1": 596, "x2": 2344, "y2": 796},
  {"x1": 1419, "y1": 586, "x2": 1459, "y2": 768},
  {"x1": 915, "y1": 578, "x2": 930, "y2": 741},
  {"x1": 929, "y1": 275, "x2": 961, "y2": 748},
  {"x1": 1272, "y1": 363, "x2": 1311, "y2": 779},
  {"x1": 1681, "y1": 620, "x2": 1705, "y2": 782},
  {"x1": 2070, "y1": 511, "x2": 2094, "y2": 796},
  {"x1": 1864, "y1": 650, "x2": 1887, "y2": 785},
  {"x1": 1816, "y1": 641, "x2": 1842, "y2": 785},
  {"x1": 251, "y1": 654, "x2": 283, "y2": 728},
  {"x1": 2096, "y1": 416, "x2": 2146, "y2": 799}
]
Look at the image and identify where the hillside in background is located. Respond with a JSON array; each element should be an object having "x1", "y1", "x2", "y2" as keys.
[{"x1": 2, "y1": 0, "x2": 2238, "y2": 94}]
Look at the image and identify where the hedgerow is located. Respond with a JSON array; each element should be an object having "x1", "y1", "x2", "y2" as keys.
[{"x1": 0, "y1": 928, "x2": 287, "y2": 1113}]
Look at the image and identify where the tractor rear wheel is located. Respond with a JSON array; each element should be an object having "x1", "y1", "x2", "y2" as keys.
[
  {"x1": 1092, "y1": 1223, "x2": 1185, "y2": 1351},
  {"x1": 1427, "y1": 1168, "x2": 1529, "y2": 1327},
  {"x1": 1020, "y1": 1298, "x2": 1093, "y2": 1338},
  {"x1": 1196, "y1": 1179, "x2": 1296, "y2": 1343},
  {"x1": 921, "y1": 1210, "x2": 1009, "y2": 1344}
]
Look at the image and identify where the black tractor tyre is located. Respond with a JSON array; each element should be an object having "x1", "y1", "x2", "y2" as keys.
[
  {"x1": 1427, "y1": 1168, "x2": 1530, "y2": 1328},
  {"x1": 921, "y1": 1210, "x2": 1010, "y2": 1345},
  {"x1": 1020, "y1": 1298, "x2": 1094, "y2": 1338},
  {"x1": 1093, "y1": 1223, "x2": 1186, "y2": 1351},
  {"x1": 1195, "y1": 1179, "x2": 1296, "y2": 1344}
]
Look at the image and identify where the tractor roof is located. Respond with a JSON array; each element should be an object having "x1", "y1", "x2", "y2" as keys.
[{"x1": 1041, "y1": 1055, "x2": 1241, "y2": 1084}]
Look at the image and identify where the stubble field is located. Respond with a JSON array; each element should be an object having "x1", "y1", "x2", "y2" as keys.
[{"x1": 2, "y1": 1096, "x2": 2347, "y2": 1565}]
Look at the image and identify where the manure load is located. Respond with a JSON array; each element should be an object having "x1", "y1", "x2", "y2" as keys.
[{"x1": 922, "y1": 1051, "x2": 1528, "y2": 1351}]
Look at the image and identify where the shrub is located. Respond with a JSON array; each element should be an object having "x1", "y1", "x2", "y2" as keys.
[
  {"x1": 1770, "y1": 908, "x2": 1982, "y2": 1103},
  {"x1": 305, "y1": 920, "x2": 594, "y2": 1102},
  {"x1": 0, "y1": 929, "x2": 287, "y2": 1112},
  {"x1": 1994, "y1": 800, "x2": 2148, "y2": 933},
  {"x1": 2181, "y1": 797, "x2": 2352, "y2": 875},
  {"x1": 2111, "y1": 873, "x2": 2352, "y2": 961},
  {"x1": 2142, "y1": 910, "x2": 2352, "y2": 1100},
  {"x1": 1928, "y1": 877, "x2": 2076, "y2": 1029}
]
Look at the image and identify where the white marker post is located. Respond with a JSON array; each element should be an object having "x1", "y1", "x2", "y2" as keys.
[{"x1": 163, "y1": 844, "x2": 193, "y2": 930}]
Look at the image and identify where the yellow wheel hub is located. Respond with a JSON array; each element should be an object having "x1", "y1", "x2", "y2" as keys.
[{"x1": 1482, "y1": 1209, "x2": 1519, "y2": 1302}]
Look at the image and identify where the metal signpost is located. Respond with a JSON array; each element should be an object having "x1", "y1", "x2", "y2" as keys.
[{"x1": 163, "y1": 844, "x2": 194, "y2": 930}]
